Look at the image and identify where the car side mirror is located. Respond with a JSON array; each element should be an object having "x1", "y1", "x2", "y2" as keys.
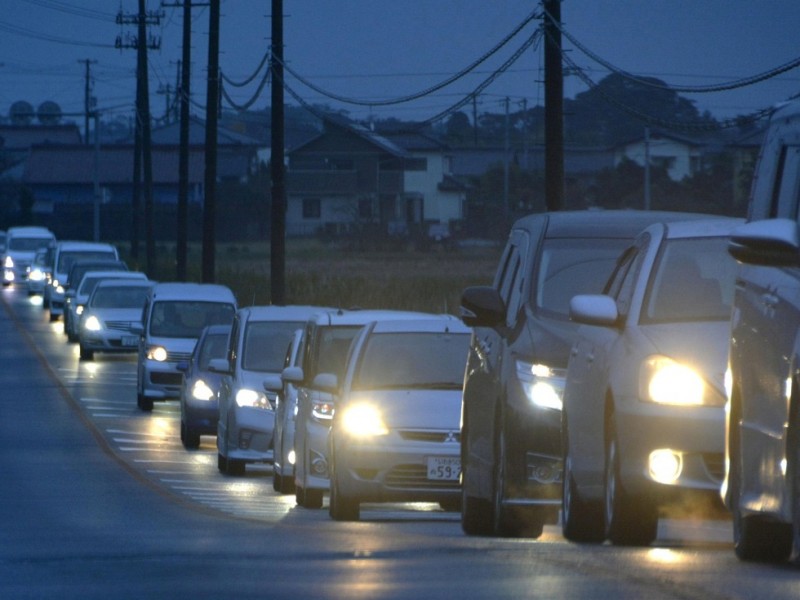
[
  {"x1": 728, "y1": 218, "x2": 800, "y2": 267},
  {"x1": 460, "y1": 285, "x2": 505, "y2": 327},
  {"x1": 281, "y1": 365, "x2": 304, "y2": 384},
  {"x1": 263, "y1": 374, "x2": 283, "y2": 393},
  {"x1": 312, "y1": 372, "x2": 338, "y2": 394},
  {"x1": 208, "y1": 358, "x2": 232, "y2": 375},
  {"x1": 569, "y1": 294, "x2": 620, "y2": 327}
]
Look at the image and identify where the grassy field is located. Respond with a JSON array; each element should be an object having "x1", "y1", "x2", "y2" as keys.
[{"x1": 132, "y1": 239, "x2": 503, "y2": 315}]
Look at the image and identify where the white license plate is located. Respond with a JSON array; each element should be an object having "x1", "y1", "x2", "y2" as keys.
[
  {"x1": 426, "y1": 456, "x2": 461, "y2": 481},
  {"x1": 121, "y1": 336, "x2": 138, "y2": 347}
]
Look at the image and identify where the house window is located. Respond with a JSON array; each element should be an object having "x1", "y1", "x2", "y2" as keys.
[
  {"x1": 302, "y1": 198, "x2": 321, "y2": 219},
  {"x1": 358, "y1": 199, "x2": 372, "y2": 219}
]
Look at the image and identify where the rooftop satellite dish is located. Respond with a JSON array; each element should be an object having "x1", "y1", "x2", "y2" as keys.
[
  {"x1": 9, "y1": 100, "x2": 34, "y2": 125},
  {"x1": 37, "y1": 101, "x2": 62, "y2": 125}
]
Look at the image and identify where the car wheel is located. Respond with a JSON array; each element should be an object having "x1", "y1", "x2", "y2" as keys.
[
  {"x1": 492, "y1": 424, "x2": 544, "y2": 538},
  {"x1": 78, "y1": 345, "x2": 93, "y2": 361},
  {"x1": 329, "y1": 465, "x2": 359, "y2": 521},
  {"x1": 562, "y1": 449, "x2": 605, "y2": 543},
  {"x1": 217, "y1": 452, "x2": 228, "y2": 473},
  {"x1": 48, "y1": 311, "x2": 58, "y2": 322},
  {"x1": 461, "y1": 423, "x2": 493, "y2": 535},
  {"x1": 136, "y1": 391, "x2": 153, "y2": 412},
  {"x1": 298, "y1": 486, "x2": 323, "y2": 509},
  {"x1": 181, "y1": 421, "x2": 200, "y2": 450},
  {"x1": 224, "y1": 458, "x2": 246, "y2": 476},
  {"x1": 274, "y1": 467, "x2": 295, "y2": 494},
  {"x1": 439, "y1": 498, "x2": 461, "y2": 512},
  {"x1": 730, "y1": 416, "x2": 792, "y2": 562},
  {"x1": 604, "y1": 420, "x2": 658, "y2": 546},
  {"x1": 272, "y1": 471, "x2": 283, "y2": 492}
]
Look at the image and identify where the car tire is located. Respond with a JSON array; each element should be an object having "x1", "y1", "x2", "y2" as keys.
[
  {"x1": 730, "y1": 415, "x2": 792, "y2": 562},
  {"x1": 274, "y1": 469, "x2": 295, "y2": 494},
  {"x1": 298, "y1": 486, "x2": 323, "y2": 509},
  {"x1": 217, "y1": 452, "x2": 228, "y2": 473},
  {"x1": 604, "y1": 420, "x2": 658, "y2": 546},
  {"x1": 181, "y1": 421, "x2": 200, "y2": 450},
  {"x1": 136, "y1": 370, "x2": 153, "y2": 411},
  {"x1": 439, "y1": 498, "x2": 461, "y2": 512},
  {"x1": 461, "y1": 424, "x2": 493, "y2": 535},
  {"x1": 224, "y1": 458, "x2": 246, "y2": 476},
  {"x1": 78, "y1": 345, "x2": 93, "y2": 361},
  {"x1": 492, "y1": 423, "x2": 544, "y2": 539},
  {"x1": 562, "y1": 449, "x2": 605, "y2": 543},
  {"x1": 329, "y1": 467, "x2": 359, "y2": 521},
  {"x1": 48, "y1": 311, "x2": 58, "y2": 322}
]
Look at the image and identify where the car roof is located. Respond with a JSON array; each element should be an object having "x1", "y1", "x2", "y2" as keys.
[
  {"x1": 199, "y1": 323, "x2": 232, "y2": 336},
  {"x1": 237, "y1": 305, "x2": 333, "y2": 322},
  {"x1": 657, "y1": 216, "x2": 746, "y2": 239},
  {"x1": 309, "y1": 308, "x2": 449, "y2": 326},
  {"x1": 149, "y1": 282, "x2": 237, "y2": 303},
  {"x1": 94, "y1": 278, "x2": 154, "y2": 289},
  {"x1": 56, "y1": 241, "x2": 117, "y2": 251},
  {"x1": 512, "y1": 209, "x2": 726, "y2": 240},
  {"x1": 367, "y1": 315, "x2": 471, "y2": 335},
  {"x1": 79, "y1": 270, "x2": 147, "y2": 282}
]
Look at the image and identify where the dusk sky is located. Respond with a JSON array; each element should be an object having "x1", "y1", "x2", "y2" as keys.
[{"x1": 1, "y1": 0, "x2": 799, "y2": 129}]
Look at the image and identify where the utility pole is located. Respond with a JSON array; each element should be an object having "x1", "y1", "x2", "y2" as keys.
[
  {"x1": 79, "y1": 59, "x2": 96, "y2": 145},
  {"x1": 543, "y1": 0, "x2": 564, "y2": 211},
  {"x1": 202, "y1": 0, "x2": 220, "y2": 283},
  {"x1": 117, "y1": 3, "x2": 162, "y2": 274},
  {"x1": 270, "y1": 0, "x2": 286, "y2": 305}
]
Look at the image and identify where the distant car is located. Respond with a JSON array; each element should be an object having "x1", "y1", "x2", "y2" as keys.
[
  {"x1": 267, "y1": 328, "x2": 305, "y2": 493},
  {"x1": 177, "y1": 324, "x2": 231, "y2": 450},
  {"x1": 561, "y1": 218, "x2": 742, "y2": 546},
  {"x1": 78, "y1": 278, "x2": 155, "y2": 361},
  {"x1": 62, "y1": 258, "x2": 129, "y2": 326},
  {"x1": 66, "y1": 270, "x2": 147, "y2": 343},
  {"x1": 288, "y1": 308, "x2": 447, "y2": 509},
  {"x1": 2, "y1": 226, "x2": 56, "y2": 288},
  {"x1": 46, "y1": 241, "x2": 120, "y2": 322},
  {"x1": 213, "y1": 305, "x2": 327, "y2": 476},
  {"x1": 26, "y1": 245, "x2": 54, "y2": 296},
  {"x1": 459, "y1": 209, "x2": 723, "y2": 538},
  {"x1": 327, "y1": 316, "x2": 471, "y2": 521},
  {"x1": 135, "y1": 282, "x2": 237, "y2": 411}
]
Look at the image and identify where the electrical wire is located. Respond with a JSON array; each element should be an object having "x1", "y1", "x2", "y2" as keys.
[{"x1": 221, "y1": 48, "x2": 270, "y2": 88}]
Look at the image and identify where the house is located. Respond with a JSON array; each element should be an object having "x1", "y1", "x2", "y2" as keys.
[
  {"x1": 286, "y1": 114, "x2": 467, "y2": 238},
  {"x1": 613, "y1": 129, "x2": 704, "y2": 181}
]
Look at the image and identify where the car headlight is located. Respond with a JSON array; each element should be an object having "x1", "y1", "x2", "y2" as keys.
[
  {"x1": 76, "y1": 305, "x2": 85, "y2": 316},
  {"x1": 191, "y1": 379, "x2": 215, "y2": 401},
  {"x1": 83, "y1": 315, "x2": 102, "y2": 331},
  {"x1": 340, "y1": 404, "x2": 388, "y2": 437},
  {"x1": 639, "y1": 355, "x2": 724, "y2": 406},
  {"x1": 29, "y1": 269, "x2": 44, "y2": 282},
  {"x1": 516, "y1": 360, "x2": 566, "y2": 411},
  {"x1": 235, "y1": 388, "x2": 271, "y2": 409},
  {"x1": 311, "y1": 399, "x2": 335, "y2": 421},
  {"x1": 147, "y1": 346, "x2": 168, "y2": 361},
  {"x1": 4, "y1": 256, "x2": 13, "y2": 268}
]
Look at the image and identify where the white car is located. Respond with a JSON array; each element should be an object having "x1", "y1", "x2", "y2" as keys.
[
  {"x1": 213, "y1": 305, "x2": 327, "y2": 476},
  {"x1": 25, "y1": 246, "x2": 53, "y2": 296},
  {"x1": 327, "y1": 316, "x2": 471, "y2": 521},
  {"x1": 135, "y1": 282, "x2": 237, "y2": 411},
  {"x1": 46, "y1": 241, "x2": 119, "y2": 321},
  {"x1": 2, "y1": 226, "x2": 56, "y2": 288},
  {"x1": 288, "y1": 308, "x2": 449, "y2": 509},
  {"x1": 78, "y1": 278, "x2": 155, "y2": 361},
  {"x1": 561, "y1": 217, "x2": 742, "y2": 546},
  {"x1": 66, "y1": 270, "x2": 147, "y2": 343},
  {"x1": 268, "y1": 328, "x2": 304, "y2": 493}
]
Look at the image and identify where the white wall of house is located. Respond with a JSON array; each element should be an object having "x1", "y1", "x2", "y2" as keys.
[
  {"x1": 403, "y1": 152, "x2": 464, "y2": 223},
  {"x1": 286, "y1": 195, "x2": 361, "y2": 237},
  {"x1": 615, "y1": 137, "x2": 700, "y2": 181}
]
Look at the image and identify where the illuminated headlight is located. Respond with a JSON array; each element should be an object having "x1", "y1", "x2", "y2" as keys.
[
  {"x1": 288, "y1": 449, "x2": 296, "y2": 465},
  {"x1": 76, "y1": 305, "x2": 85, "y2": 316},
  {"x1": 29, "y1": 269, "x2": 44, "y2": 282},
  {"x1": 191, "y1": 379, "x2": 215, "y2": 401},
  {"x1": 4, "y1": 256, "x2": 13, "y2": 268},
  {"x1": 147, "y1": 346, "x2": 168, "y2": 361},
  {"x1": 235, "y1": 388, "x2": 271, "y2": 409},
  {"x1": 56, "y1": 284, "x2": 64, "y2": 294},
  {"x1": 51, "y1": 279, "x2": 59, "y2": 288},
  {"x1": 649, "y1": 449, "x2": 682, "y2": 484},
  {"x1": 311, "y1": 399, "x2": 335, "y2": 421},
  {"x1": 83, "y1": 315, "x2": 102, "y2": 332},
  {"x1": 516, "y1": 360, "x2": 566, "y2": 411},
  {"x1": 340, "y1": 404, "x2": 388, "y2": 437},
  {"x1": 639, "y1": 355, "x2": 724, "y2": 406},
  {"x1": 3, "y1": 271, "x2": 13, "y2": 282}
]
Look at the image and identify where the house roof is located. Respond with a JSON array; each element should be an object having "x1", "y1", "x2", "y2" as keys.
[
  {"x1": 126, "y1": 116, "x2": 264, "y2": 147},
  {"x1": 290, "y1": 113, "x2": 412, "y2": 158},
  {"x1": 21, "y1": 144, "x2": 252, "y2": 185},
  {"x1": 0, "y1": 124, "x2": 82, "y2": 150}
]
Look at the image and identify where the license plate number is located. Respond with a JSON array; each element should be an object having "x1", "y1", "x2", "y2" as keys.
[
  {"x1": 122, "y1": 336, "x2": 138, "y2": 347},
  {"x1": 427, "y1": 456, "x2": 461, "y2": 481}
]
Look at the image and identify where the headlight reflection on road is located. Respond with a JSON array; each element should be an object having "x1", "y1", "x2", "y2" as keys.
[{"x1": 646, "y1": 548, "x2": 685, "y2": 565}]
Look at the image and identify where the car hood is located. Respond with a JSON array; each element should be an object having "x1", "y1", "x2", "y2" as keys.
[
  {"x1": 343, "y1": 389, "x2": 462, "y2": 430},
  {"x1": 639, "y1": 321, "x2": 729, "y2": 392},
  {"x1": 90, "y1": 308, "x2": 143, "y2": 321}
]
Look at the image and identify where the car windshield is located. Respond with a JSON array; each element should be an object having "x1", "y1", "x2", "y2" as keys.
[
  {"x1": 197, "y1": 332, "x2": 230, "y2": 370},
  {"x1": 311, "y1": 325, "x2": 363, "y2": 380},
  {"x1": 90, "y1": 285, "x2": 152, "y2": 309},
  {"x1": 353, "y1": 331, "x2": 471, "y2": 391},
  {"x1": 78, "y1": 276, "x2": 112, "y2": 297},
  {"x1": 58, "y1": 251, "x2": 117, "y2": 273},
  {"x1": 149, "y1": 301, "x2": 235, "y2": 338},
  {"x1": 241, "y1": 320, "x2": 305, "y2": 372},
  {"x1": 9, "y1": 237, "x2": 52, "y2": 251},
  {"x1": 642, "y1": 237, "x2": 738, "y2": 323},
  {"x1": 534, "y1": 238, "x2": 632, "y2": 316}
]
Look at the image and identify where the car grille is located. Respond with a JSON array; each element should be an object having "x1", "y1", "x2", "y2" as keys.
[
  {"x1": 702, "y1": 452, "x2": 725, "y2": 483},
  {"x1": 398, "y1": 430, "x2": 460, "y2": 444},
  {"x1": 385, "y1": 464, "x2": 460, "y2": 490},
  {"x1": 166, "y1": 351, "x2": 192, "y2": 362},
  {"x1": 106, "y1": 320, "x2": 139, "y2": 332}
]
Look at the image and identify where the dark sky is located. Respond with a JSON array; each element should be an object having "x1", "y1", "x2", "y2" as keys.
[{"x1": 1, "y1": 0, "x2": 799, "y2": 127}]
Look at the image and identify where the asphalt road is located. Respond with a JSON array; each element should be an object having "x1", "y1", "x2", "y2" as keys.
[{"x1": 0, "y1": 284, "x2": 797, "y2": 600}]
